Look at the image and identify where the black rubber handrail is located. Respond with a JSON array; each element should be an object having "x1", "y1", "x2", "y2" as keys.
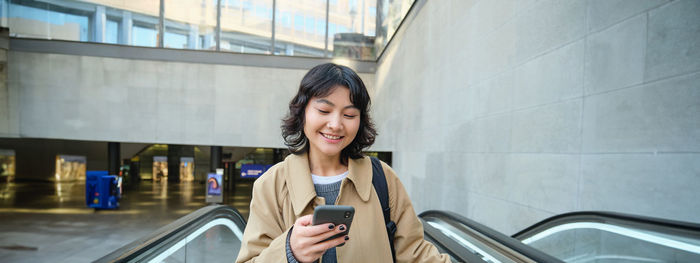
[
  {"x1": 512, "y1": 211, "x2": 700, "y2": 241},
  {"x1": 94, "y1": 204, "x2": 246, "y2": 263},
  {"x1": 422, "y1": 218, "x2": 488, "y2": 263},
  {"x1": 419, "y1": 210, "x2": 563, "y2": 263}
]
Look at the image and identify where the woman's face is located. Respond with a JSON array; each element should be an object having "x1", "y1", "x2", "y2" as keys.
[{"x1": 303, "y1": 86, "x2": 361, "y2": 160}]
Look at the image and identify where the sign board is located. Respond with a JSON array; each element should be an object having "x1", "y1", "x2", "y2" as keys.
[
  {"x1": 206, "y1": 172, "x2": 223, "y2": 203},
  {"x1": 240, "y1": 164, "x2": 273, "y2": 178}
]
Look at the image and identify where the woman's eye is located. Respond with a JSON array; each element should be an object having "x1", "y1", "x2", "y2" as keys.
[
  {"x1": 318, "y1": 109, "x2": 330, "y2": 114},
  {"x1": 344, "y1": 114, "x2": 357, "y2": 118}
]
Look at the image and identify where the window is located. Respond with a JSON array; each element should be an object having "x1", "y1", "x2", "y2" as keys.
[
  {"x1": 281, "y1": 12, "x2": 291, "y2": 27},
  {"x1": 305, "y1": 17, "x2": 314, "y2": 33},
  {"x1": 105, "y1": 19, "x2": 119, "y2": 44},
  {"x1": 294, "y1": 14, "x2": 303, "y2": 31},
  {"x1": 315, "y1": 18, "x2": 325, "y2": 35},
  {"x1": 132, "y1": 24, "x2": 157, "y2": 47}
]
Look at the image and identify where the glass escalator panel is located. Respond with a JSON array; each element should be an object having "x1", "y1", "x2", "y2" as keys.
[
  {"x1": 420, "y1": 210, "x2": 563, "y2": 263},
  {"x1": 95, "y1": 205, "x2": 246, "y2": 263},
  {"x1": 152, "y1": 219, "x2": 243, "y2": 262},
  {"x1": 423, "y1": 217, "x2": 517, "y2": 263},
  {"x1": 515, "y1": 212, "x2": 700, "y2": 263},
  {"x1": 521, "y1": 221, "x2": 700, "y2": 262}
]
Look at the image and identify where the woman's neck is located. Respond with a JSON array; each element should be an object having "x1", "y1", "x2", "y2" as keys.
[{"x1": 308, "y1": 151, "x2": 347, "y2": 177}]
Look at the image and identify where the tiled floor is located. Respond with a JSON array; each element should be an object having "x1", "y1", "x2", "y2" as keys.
[{"x1": 0, "y1": 179, "x2": 253, "y2": 263}]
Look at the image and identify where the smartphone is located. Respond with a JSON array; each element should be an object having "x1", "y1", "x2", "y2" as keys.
[{"x1": 312, "y1": 205, "x2": 354, "y2": 246}]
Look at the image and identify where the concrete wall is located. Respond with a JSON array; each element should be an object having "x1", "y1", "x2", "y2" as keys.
[
  {"x1": 374, "y1": 0, "x2": 700, "y2": 234},
  {"x1": 5, "y1": 52, "x2": 375, "y2": 148}
]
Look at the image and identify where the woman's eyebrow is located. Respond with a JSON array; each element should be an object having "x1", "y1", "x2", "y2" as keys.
[
  {"x1": 315, "y1": 98, "x2": 358, "y2": 109},
  {"x1": 315, "y1": 98, "x2": 335, "y2": 106}
]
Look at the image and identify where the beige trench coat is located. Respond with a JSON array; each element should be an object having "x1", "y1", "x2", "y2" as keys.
[{"x1": 235, "y1": 153, "x2": 451, "y2": 263}]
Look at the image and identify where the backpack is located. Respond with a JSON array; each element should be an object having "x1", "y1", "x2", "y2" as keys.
[{"x1": 370, "y1": 157, "x2": 397, "y2": 263}]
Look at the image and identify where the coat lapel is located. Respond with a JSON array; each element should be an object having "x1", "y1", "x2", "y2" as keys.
[
  {"x1": 284, "y1": 153, "x2": 317, "y2": 216},
  {"x1": 285, "y1": 153, "x2": 374, "y2": 216},
  {"x1": 347, "y1": 156, "x2": 372, "y2": 202}
]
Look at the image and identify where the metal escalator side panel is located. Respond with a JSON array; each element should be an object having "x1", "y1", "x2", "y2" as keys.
[
  {"x1": 513, "y1": 211, "x2": 700, "y2": 263},
  {"x1": 422, "y1": 218, "x2": 490, "y2": 263},
  {"x1": 419, "y1": 210, "x2": 563, "y2": 263},
  {"x1": 513, "y1": 211, "x2": 700, "y2": 241},
  {"x1": 94, "y1": 205, "x2": 247, "y2": 263},
  {"x1": 147, "y1": 218, "x2": 244, "y2": 263}
]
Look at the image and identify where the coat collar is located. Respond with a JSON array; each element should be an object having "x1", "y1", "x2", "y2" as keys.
[{"x1": 285, "y1": 153, "x2": 373, "y2": 216}]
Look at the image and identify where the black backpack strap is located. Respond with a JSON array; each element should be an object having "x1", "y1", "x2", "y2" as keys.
[{"x1": 370, "y1": 157, "x2": 397, "y2": 263}]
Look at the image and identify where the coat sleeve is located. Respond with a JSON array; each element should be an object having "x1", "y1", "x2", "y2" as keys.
[
  {"x1": 235, "y1": 173, "x2": 290, "y2": 263},
  {"x1": 384, "y1": 163, "x2": 452, "y2": 263}
]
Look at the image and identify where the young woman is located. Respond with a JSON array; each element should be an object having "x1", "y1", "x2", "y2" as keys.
[{"x1": 236, "y1": 63, "x2": 450, "y2": 263}]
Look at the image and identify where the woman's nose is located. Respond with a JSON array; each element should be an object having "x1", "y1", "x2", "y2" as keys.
[{"x1": 326, "y1": 116, "x2": 341, "y2": 130}]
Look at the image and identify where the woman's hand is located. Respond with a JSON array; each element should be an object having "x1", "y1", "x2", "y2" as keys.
[{"x1": 289, "y1": 215, "x2": 349, "y2": 263}]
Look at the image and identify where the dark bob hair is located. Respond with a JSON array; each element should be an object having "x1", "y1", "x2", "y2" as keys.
[{"x1": 282, "y1": 63, "x2": 377, "y2": 163}]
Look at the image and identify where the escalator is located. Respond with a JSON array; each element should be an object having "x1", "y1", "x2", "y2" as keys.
[
  {"x1": 95, "y1": 206, "x2": 700, "y2": 263},
  {"x1": 94, "y1": 205, "x2": 246, "y2": 263},
  {"x1": 422, "y1": 210, "x2": 700, "y2": 263},
  {"x1": 420, "y1": 210, "x2": 562, "y2": 263},
  {"x1": 512, "y1": 211, "x2": 700, "y2": 262}
]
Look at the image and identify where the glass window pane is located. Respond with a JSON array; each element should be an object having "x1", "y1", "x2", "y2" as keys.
[
  {"x1": 9, "y1": 0, "x2": 90, "y2": 42},
  {"x1": 1, "y1": 0, "x2": 8, "y2": 28},
  {"x1": 105, "y1": 2, "x2": 159, "y2": 47},
  {"x1": 329, "y1": 0, "x2": 377, "y2": 60},
  {"x1": 375, "y1": 0, "x2": 414, "y2": 55},
  {"x1": 8, "y1": 0, "x2": 161, "y2": 46},
  {"x1": 274, "y1": 1, "x2": 325, "y2": 57},
  {"x1": 105, "y1": 19, "x2": 118, "y2": 44},
  {"x1": 132, "y1": 23, "x2": 157, "y2": 47},
  {"x1": 163, "y1": 0, "x2": 217, "y2": 50},
  {"x1": 220, "y1": 0, "x2": 272, "y2": 54}
]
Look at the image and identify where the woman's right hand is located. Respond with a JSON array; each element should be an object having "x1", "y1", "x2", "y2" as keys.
[{"x1": 289, "y1": 215, "x2": 349, "y2": 263}]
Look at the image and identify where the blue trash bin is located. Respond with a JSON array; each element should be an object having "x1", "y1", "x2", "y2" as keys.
[{"x1": 86, "y1": 171, "x2": 120, "y2": 209}]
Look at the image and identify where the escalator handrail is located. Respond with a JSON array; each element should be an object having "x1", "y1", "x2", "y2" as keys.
[
  {"x1": 421, "y1": 219, "x2": 489, "y2": 263},
  {"x1": 419, "y1": 210, "x2": 562, "y2": 263},
  {"x1": 94, "y1": 204, "x2": 246, "y2": 263},
  {"x1": 512, "y1": 211, "x2": 700, "y2": 241}
]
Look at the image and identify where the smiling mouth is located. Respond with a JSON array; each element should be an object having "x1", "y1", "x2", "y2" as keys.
[{"x1": 320, "y1": 132, "x2": 343, "y2": 140}]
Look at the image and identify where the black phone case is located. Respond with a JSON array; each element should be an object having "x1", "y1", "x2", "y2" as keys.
[{"x1": 312, "y1": 205, "x2": 355, "y2": 246}]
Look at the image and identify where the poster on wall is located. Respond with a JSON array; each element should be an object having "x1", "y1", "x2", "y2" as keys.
[
  {"x1": 206, "y1": 171, "x2": 223, "y2": 203},
  {"x1": 0, "y1": 149, "x2": 15, "y2": 182},
  {"x1": 153, "y1": 156, "x2": 167, "y2": 182},
  {"x1": 55, "y1": 155, "x2": 87, "y2": 181},
  {"x1": 180, "y1": 157, "x2": 194, "y2": 182}
]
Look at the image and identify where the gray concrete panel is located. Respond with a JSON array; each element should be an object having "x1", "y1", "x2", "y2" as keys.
[
  {"x1": 580, "y1": 153, "x2": 700, "y2": 223},
  {"x1": 467, "y1": 192, "x2": 554, "y2": 235},
  {"x1": 585, "y1": 14, "x2": 646, "y2": 95},
  {"x1": 511, "y1": 100, "x2": 583, "y2": 153},
  {"x1": 468, "y1": 0, "x2": 517, "y2": 39},
  {"x1": 507, "y1": 154, "x2": 580, "y2": 214},
  {"x1": 582, "y1": 72, "x2": 700, "y2": 152},
  {"x1": 514, "y1": 40, "x2": 584, "y2": 109},
  {"x1": 463, "y1": 153, "x2": 510, "y2": 199},
  {"x1": 646, "y1": 0, "x2": 700, "y2": 81},
  {"x1": 395, "y1": 151, "x2": 427, "y2": 198},
  {"x1": 374, "y1": 0, "x2": 700, "y2": 232},
  {"x1": 473, "y1": 70, "x2": 515, "y2": 118},
  {"x1": 470, "y1": 20, "x2": 517, "y2": 85},
  {"x1": 440, "y1": 152, "x2": 470, "y2": 213},
  {"x1": 447, "y1": 113, "x2": 512, "y2": 153},
  {"x1": 587, "y1": 0, "x2": 669, "y2": 32},
  {"x1": 515, "y1": 0, "x2": 587, "y2": 64},
  {"x1": 9, "y1": 51, "x2": 333, "y2": 147}
]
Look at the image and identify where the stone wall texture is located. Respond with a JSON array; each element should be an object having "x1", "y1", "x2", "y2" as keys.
[{"x1": 373, "y1": 0, "x2": 700, "y2": 234}]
